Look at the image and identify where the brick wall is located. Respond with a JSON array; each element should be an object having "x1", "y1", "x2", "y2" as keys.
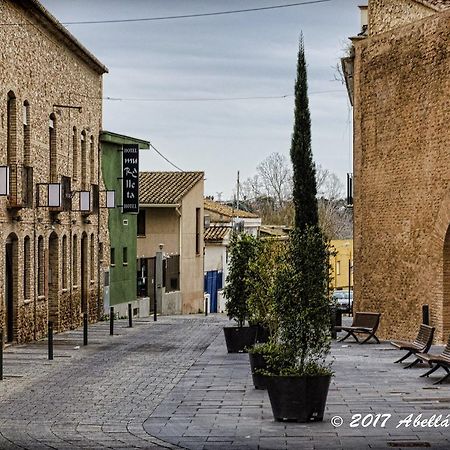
[{"x1": 353, "y1": 9, "x2": 450, "y2": 342}]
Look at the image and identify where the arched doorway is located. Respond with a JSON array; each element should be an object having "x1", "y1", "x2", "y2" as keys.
[
  {"x1": 5, "y1": 233, "x2": 18, "y2": 342},
  {"x1": 48, "y1": 232, "x2": 59, "y2": 328},
  {"x1": 443, "y1": 226, "x2": 450, "y2": 338},
  {"x1": 81, "y1": 233, "x2": 88, "y2": 314}
]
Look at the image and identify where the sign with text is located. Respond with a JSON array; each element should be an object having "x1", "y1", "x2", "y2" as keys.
[{"x1": 122, "y1": 144, "x2": 139, "y2": 213}]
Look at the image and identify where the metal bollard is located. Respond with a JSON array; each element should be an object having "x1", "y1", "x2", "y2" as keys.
[
  {"x1": 48, "y1": 321, "x2": 54, "y2": 360},
  {"x1": 422, "y1": 305, "x2": 430, "y2": 325},
  {"x1": 204, "y1": 296, "x2": 208, "y2": 317},
  {"x1": 0, "y1": 329, "x2": 3, "y2": 381},
  {"x1": 110, "y1": 307, "x2": 114, "y2": 335},
  {"x1": 83, "y1": 312, "x2": 88, "y2": 346},
  {"x1": 128, "y1": 303, "x2": 132, "y2": 328}
]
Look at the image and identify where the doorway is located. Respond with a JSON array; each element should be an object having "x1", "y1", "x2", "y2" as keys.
[
  {"x1": 48, "y1": 232, "x2": 59, "y2": 328},
  {"x1": 5, "y1": 234, "x2": 18, "y2": 343},
  {"x1": 81, "y1": 233, "x2": 88, "y2": 313}
]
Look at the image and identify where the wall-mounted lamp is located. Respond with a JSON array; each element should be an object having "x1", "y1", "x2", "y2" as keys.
[{"x1": 0, "y1": 166, "x2": 10, "y2": 196}]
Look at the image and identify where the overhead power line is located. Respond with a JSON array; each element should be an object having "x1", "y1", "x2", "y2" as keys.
[
  {"x1": 104, "y1": 90, "x2": 344, "y2": 103},
  {"x1": 150, "y1": 143, "x2": 184, "y2": 172},
  {"x1": 61, "y1": 0, "x2": 332, "y2": 25}
]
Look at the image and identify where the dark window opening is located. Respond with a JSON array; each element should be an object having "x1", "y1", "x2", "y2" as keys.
[
  {"x1": 137, "y1": 209, "x2": 146, "y2": 236},
  {"x1": 196, "y1": 207, "x2": 201, "y2": 255}
]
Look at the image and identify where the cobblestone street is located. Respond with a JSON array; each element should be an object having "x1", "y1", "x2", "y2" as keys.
[{"x1": 0, "y1": 315, "x2": 449, "y2": 449}]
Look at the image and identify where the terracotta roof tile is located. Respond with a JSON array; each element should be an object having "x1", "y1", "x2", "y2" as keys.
[
  {"x1": 204, "y1": 199, "x2": 259, "y2": 219},
  {"x1": 139, "y1": 172, "x2": 204, "y2": 205},
  {"x1": 204, "y1": 226, "x2": 232, "y2": 242}
]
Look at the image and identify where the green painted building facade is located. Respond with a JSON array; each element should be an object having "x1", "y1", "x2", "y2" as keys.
[{"x1": 100, "y1": 131, "x2": 149, "y2": 312}]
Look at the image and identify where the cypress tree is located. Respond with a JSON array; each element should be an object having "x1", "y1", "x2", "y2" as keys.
[{"x1": 290, "y1": 36, "x2": 319, "y2": 230}]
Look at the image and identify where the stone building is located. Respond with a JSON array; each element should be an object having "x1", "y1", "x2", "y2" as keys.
[
  {"x1": 0, "y1": 0, "x2": 108, "y2": 343},
  {"x1": 347, "y1": 0, "x2": 450, "y2": 341}
]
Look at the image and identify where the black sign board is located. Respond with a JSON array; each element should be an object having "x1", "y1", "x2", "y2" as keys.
[{"x1": 122, "y1": 144, "x2": 139, "y2": 213}]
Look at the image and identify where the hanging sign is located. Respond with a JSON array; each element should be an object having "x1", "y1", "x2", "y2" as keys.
[{"x1": 122, "y1": 144, "x2": 139, "y2": 213}]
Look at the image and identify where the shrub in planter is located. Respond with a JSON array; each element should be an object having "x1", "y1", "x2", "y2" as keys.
[
  {"x1": 222, "y1": 232, "x2": 260, "y2": 353},
  {"x1": 247, "y1": 238, "x2": 284, "y2": 342},
  {"x1": 264, "y1": 227, "x2": 334, "y2": 422}
]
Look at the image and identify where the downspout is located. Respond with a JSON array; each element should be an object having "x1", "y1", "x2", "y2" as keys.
[
  {"x1": 175, "y1": 206, "x2": 182, "y2": 307},
  {"x1": 97, "y1": 139, "x2": 101, "y2": 320}
]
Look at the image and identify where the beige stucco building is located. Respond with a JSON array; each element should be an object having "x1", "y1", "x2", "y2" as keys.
[
  {"x1": 347, "y1": 0, "x2": 450, "y2": 341},
  {"x1": 0, "y1": 0, "x2": 109, "y2": 343},
  {"x1": 137, "y1": 172, "x2": 205, "y2": 314}
]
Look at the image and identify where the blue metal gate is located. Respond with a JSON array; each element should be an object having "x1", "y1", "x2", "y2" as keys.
[{"x1": 204, "y1": 270, "x2": 223, "y2": 313}]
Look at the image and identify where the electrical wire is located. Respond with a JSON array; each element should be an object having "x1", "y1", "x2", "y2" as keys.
[
  {"x1": 103, "y1": 90, "x2": 344, "y2": 103},
  {"x1": 150, "y1": 143, "x2": 184, "y2": 172},
  {"x1": 61, "y1": 1, "x2": 332, "y2": 25}
]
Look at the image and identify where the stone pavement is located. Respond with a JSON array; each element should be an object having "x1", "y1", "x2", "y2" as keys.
[{"x1": 0, "y1": 314, "x2": 449, "y2": 449}]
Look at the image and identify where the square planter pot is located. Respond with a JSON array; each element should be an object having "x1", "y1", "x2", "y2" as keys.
[{"x1": 266, "y1": 374, "x2": 331, "y2": 422}]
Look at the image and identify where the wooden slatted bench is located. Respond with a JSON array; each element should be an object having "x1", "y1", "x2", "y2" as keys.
[
  {"x1": 335, "y1": 312, "x2": 381, "y2": 344},
  {"x1": 418, "y1": 335, "x2": 450, "y2": 384},
  {"x1": 390, "y1": 324, "x2": 435, "y2": 369}
]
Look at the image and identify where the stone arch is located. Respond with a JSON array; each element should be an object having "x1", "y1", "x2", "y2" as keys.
[
  {"x1": 432, "y1": 190, "x2": 450, "y2": 341},
  {"x1": 48, "y1": 232, "x2": 60, "y2": 328},
  {"x1": 5, "y1": 233, "x2": 19, "y2": 342},
  {"x1": 81, "y1": 232, "x2": 88, "y2": 313}
]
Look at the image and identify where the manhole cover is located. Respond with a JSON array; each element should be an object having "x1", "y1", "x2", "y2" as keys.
[{"x1": 129, "y1": 344, "x2": 176, "y2": 353}]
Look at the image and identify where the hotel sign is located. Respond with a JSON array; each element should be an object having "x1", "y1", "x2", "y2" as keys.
[{"x1": 122, "y1": 144, "x2": 139, "y2": 213}]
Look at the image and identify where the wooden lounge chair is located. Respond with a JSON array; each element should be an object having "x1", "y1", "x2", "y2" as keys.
[
  {"x1": 335, "y1": 312, "x2": 381, "y2": 344},
  {"x1": 390, "y1": 324, "x2": 435, "y2": 369},
  {"x1": 417, "y1": 335, "x2": 450, "y2": 384}
]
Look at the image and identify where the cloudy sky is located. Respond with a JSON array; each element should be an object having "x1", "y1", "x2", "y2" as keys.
[{"x1": 41, "y1": 0, "x2": 362, "y2": 199}]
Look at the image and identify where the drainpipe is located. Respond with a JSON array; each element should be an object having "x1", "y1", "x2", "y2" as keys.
[
  {"x1": 97, "y1": 139, "x2": 101, "y2": 321},
  {"x1": 175, "y1": 205, "x2": 182, "y2": 306}
]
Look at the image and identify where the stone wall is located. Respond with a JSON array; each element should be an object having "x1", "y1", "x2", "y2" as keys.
[
  {"x1": 368, "y1": 0, "x2": 434, "y2": 35},
  {"x1": 353, "y1": 8, "x2": 450, "y2": 342},
  {"x1": 0, "y1": 0, "x2": 108, "y2": 343}
]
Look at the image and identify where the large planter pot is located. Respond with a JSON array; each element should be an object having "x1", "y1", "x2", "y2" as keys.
[
  {"x1": 223, "y1": 326, "x2": 258, "y2": 353},
  {"x1": 255, "y1": 325, "x2": 270, "y2": 344},
  {"x1": 266, "y1": 374, "x2": 331, "y2": 422},
  {"x1": 248, "y1": 352, "x2": 269, "y2": 390}
]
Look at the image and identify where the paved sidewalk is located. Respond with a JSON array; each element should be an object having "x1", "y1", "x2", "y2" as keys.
[{"x1": 0, "y1": 314, "x2": 449, "y2": 449}]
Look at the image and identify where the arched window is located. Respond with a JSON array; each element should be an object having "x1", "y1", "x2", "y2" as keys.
[
  {"x1": 73, "y1": 235, "x2": 78, "y2": 286},
  {"x1": 90, "y1": 234, "x2": 95, "y2": 282},
  {"x1": 23, "y1": 101, "x2": 30, "y2": 165},
  {"x1": 7, "y1": 91, "x2": 17, "y2": 166},
  {"x1": 90, "y1": 135, "x2": 95, "y2": 183},
  {"x1": 24, "y1": 236, "x2": 31, "y2": 299},
  {"x1": 72, "y1": 127, "x2": 78, "y2": 181},
  {"x1": 81, "y1": 131, "x2": 87, "y2": 188},
  {"x1": 37, "y1": 236, "x2": 44, "y2": 296},
  {"x1": 49, "y1": 113, "x2": 57, "y2": 182},
  {"x1": 62, "y1": 235, "x2": 68, "y2": 289}
]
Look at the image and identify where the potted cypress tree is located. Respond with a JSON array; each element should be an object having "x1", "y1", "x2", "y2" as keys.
[
  {"x1": 222, "y1": 232, "x2": 260, "y2": 353},
  {"x1": 263, "y1": 36, "x2": 333, "y2": 422}
]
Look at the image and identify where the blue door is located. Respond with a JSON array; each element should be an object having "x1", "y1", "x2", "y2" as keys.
[{"x1": 204, "y1": 270, "x2": 223, "y2": 313}]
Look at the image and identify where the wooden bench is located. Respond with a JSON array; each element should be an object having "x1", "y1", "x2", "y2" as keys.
[
  {"x1": 417, "y1": 335, "x2": 450, "y2": 384},
  {"x1": 390, "y1": 324, "x2": 435, "y2": 369},
  {"x1": 335, "y1": 312, "x2": 381, "y2": 344}
]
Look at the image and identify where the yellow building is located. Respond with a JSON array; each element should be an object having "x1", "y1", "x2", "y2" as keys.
[{"x1": 330, "y1": 240, "x2": 353, "y2": 291}]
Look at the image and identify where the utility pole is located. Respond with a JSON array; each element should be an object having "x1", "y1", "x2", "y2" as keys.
[{"x1": 236, "y1": 171, "x2": 240, "y2": 212}]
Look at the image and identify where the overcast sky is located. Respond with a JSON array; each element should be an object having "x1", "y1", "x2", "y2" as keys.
[{"x1": 41, "y1": 0, "x2": 362, "y2": 200}]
